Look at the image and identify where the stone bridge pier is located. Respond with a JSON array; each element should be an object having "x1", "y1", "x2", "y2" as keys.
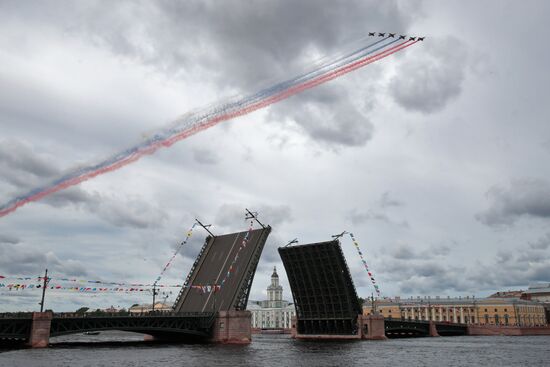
[
  {"x1": 27, "y1": 312, "x2": 52, "y2": 348},
  {"x1": 208, "y1": 310, "x2": 252, "y2": 344},
  {"x1": 359, "y1": 314, "x2": 387, "y2": 340}
]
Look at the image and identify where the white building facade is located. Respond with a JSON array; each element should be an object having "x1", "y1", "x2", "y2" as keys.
[{"x1": 248, "y1": 267, "x2": 296, "y2": 329}]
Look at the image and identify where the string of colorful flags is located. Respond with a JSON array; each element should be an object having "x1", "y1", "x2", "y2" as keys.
[
  {"x1": 1, "y1": 222, "x2": 255, "y2": 295},
  {"x1": 0, "y1": 275, "x2": 183, "y2": 288},
  {"x1": 187, "y1": 220, "x2": 255, "y2": 294},
  {"x1": 348, "y1": 232, "x2": 381, "y2": 297},
  {"x1": 0, "y1": 283, "x2": 153, "y2": 293},
  {"x1": 154, "y1": 223, "x2": 196, "y2": 285},
  {"x1": 0, "y1": 223, "x2": 198, "y2": 293}
]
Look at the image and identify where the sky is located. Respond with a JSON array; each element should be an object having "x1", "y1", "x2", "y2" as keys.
[{"x1": 1, "y1": 0, "x2": 550, "y2": 312}]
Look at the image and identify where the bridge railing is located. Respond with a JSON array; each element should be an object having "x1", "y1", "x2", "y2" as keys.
[
  {"x1": 0, "y1": 312, "x2": 33, "y2": 319},
  {"x1": 51, "y1": 311, "x2": 216, "y2": 318}
]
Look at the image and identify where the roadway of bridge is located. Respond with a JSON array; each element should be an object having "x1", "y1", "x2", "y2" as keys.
[{"x1": 174, "y1": 227, "x2": 271, "y2": 313}]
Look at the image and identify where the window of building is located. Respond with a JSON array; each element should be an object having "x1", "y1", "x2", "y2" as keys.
[
  {"x1": 494, "y1": 308, "x2": 498, "y2": 312},
  {"x1": 504, "y1": 308, "x2": 507, "y2": 312},
  {"x1": 484, "y1": 314, "x2": 489, "y2": 324},
  {"x1": 484, "y1": 308, "x2": 488, "y2": 312},
  {"x1": 504, "y1": 314, "x2": 509, "y2": 325},
  {"x1": 494, "y1": 314, "x2": 499, "y2": 324}
]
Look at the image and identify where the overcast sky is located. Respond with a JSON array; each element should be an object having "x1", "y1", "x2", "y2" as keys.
[{"x1": 1, "y1": 0, "x2": 550, "y2": 312}]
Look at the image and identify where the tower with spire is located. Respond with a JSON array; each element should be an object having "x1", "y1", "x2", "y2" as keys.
[
  {"x1": 247, "y1": 265, "x2": 296, "y2": 329},
  {"x1": 267, "y1": 266, "x2": 283, "y2": 308}
]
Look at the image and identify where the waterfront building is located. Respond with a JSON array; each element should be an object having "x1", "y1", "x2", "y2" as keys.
[
  {"x1": 128, "y1": 302, "x2": 173, "y2": 314},
  {"x1": 521, "y1": 283, "x2": 550, "y2": 303},
  {"x1": 247, "y1": 267, "x2": 296, "y2": 329},
  {"x1": 364, "y1": 296, "x2": 547, "y2": 326}
]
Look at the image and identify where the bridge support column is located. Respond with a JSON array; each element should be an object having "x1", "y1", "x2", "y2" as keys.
[
  {"x1": 209, "y1": 311, "x2": 251, "y2": 344},
  {"x1": 363, "y1": 314, "x2": 387, "y2": 340},
  {"x1": 290, "y1": 316, "x2": 297, "y2": 339},
  {"x1": 429, "y1": 321, "x2": 440, "y2": 337},
  {"x1": 27, "y1": 312, "x2": 52, "y2": 348}
]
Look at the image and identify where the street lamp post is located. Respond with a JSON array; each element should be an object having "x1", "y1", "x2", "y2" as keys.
[
  {"x1": 152, "y1": 283, "x2": 158, "y2": 312},
  {"x1": 38, "y1": 269, "x2": 49, "y2": 313}
]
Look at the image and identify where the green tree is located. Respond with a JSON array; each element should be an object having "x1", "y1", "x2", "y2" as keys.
[{"x1": 75, "y1": 307, "x2": 89, "y2": 314}]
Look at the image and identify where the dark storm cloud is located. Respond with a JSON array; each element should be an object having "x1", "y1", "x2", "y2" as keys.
[
  {"x1": 349, "y1": 209, "x2": 390, "y2": 225},
  {"x1": 529, "y1": 233, "x2": 550, "y2": 250},
  {"x1": 214, "y1": 203, "x2": 292, "y2": 230},
  {"x1": 0, "y1": 140, "x2": 57, "y2": 178},
  {"x1": 476, "y1": 179, "x2": 550, "y2": 226},
  {"x1": 390, "y1": 244, "x2": 450, "y2": 261},
  {"x1": 46, "y1": 188, "x2": 168, "y2": 229},
  {"x1": 0, "y1": 140, "x2": 168, "y2": 228},
  {"x1": 0, "y1": 140, "x2": 58, "y2": 188},
  {"x1": 389, "y1": 36, "x2": 468, "y2": 114},
  {"x1": 466, "y1": 250, "x2": 550, "y2": 290},
  {"x1": 0, "y1": 233, "x2": 19, "y2": 244},
  {"x1": 348, "y1": 208, "x2": 409, "y2": 228},
  {"x1": 383, "y1": 236, "x2": 550, "y2": 296},
  {"x1": 0, "y1": 243, "x2": 87, "y2": 277},
  {"x1": 379, "y1": 192, "x2": 404, "y2": 208},
  {"x1": 192, "y1": 147, "x2": 219, "y2": 165},
  {"x1": 68, "y1": 0, "x2": 417, "y2": 88},
  {"x1": 269, "y1": 84, "x2": 375, "y2": 147},
  {"x1": 14, "y1": 0, "x2": 418, "y2": 148}
]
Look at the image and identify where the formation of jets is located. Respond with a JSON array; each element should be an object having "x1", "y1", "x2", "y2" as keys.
[{"x1": 369, "y1": 32, "x2": 425, "y2": 41}]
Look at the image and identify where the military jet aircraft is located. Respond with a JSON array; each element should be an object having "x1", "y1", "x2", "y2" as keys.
[
  {"x1": 409, "y1": 36, "x2": 416, "y2": 41},
  {"x1": 388, "y1": 33, "x2": 396, "y2": 38},
  {"x1": 399, "y1": 35, "x2": 406, "y2": 39},
  {"x1": 369, "y1": 32, "x2": 375, "y2": 36},
  {"x1": 378, "y1": 32, "x2": 385, "y2": 37},
  {"x1": 418, "y1": 37, "x2": 425, "y2": 41}
]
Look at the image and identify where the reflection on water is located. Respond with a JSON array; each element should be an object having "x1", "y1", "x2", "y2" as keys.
[{"x1": 1, "y1": 332, "x2": 549, "y2": 367}]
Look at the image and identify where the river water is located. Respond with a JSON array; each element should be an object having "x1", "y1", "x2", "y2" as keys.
[{"x1": 1, "y1": 332, "x2": 549, "y2": 367}]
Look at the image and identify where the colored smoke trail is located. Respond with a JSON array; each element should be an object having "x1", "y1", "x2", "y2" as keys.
[{"x1": 0, "y1": 37, "x2": 419, "y2": 218}]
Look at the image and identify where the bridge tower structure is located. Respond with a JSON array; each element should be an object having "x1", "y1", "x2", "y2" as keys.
[
  {"x1": 172, "y1": 226, "x2": 272, "y2": 343},
  {"x1": 279, "y1": 239, "x2": 386, "y2": 340}
]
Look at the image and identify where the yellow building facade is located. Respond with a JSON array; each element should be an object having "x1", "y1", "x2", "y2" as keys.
[{"x1": 364, "y1": 297, "x2": 547, "y2": 326}]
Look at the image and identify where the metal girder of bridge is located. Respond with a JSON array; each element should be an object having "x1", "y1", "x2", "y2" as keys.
[
  {"x1": 49, "y1": 314, "x2": 215, "y2": 338},
  {"x1": 0, "y1": 316, "x2": 32, "y2": 340},
  {"x1": 173, "y1": 226, "x2": 271, "y2": 313},
  {"x1": 279, "y1": 240, "x2": 362, "y2": 335}
]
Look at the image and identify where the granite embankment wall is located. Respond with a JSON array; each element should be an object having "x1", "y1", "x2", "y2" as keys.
[{"x1": 468, "y1": 324, "x2": 550, "y2": 336}]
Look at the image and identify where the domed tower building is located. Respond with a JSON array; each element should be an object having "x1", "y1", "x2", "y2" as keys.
[
  {"x1": 247, "y1": 266, "x2": 296, "y2": 330},
  {"x1": 267, "y1": 266, "x2": 283, "y2": 308}
]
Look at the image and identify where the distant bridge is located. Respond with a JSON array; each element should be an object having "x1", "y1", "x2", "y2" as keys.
[
  {"x1": 1, "y1": 312, "x2": 215, "y2": 342},
  {"x1": 384, "y1": 319, "x2": 468, "y2": 337},
  {"x1": 0, "y1": 226, "x2": 272, "y2": 347}
]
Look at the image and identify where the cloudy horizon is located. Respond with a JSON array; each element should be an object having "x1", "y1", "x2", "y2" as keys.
[{"x1": 1, "y1": 0, "x2": 550, "y2": 312}]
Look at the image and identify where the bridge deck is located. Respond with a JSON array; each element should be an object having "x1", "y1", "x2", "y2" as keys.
[
  {"x1": 0, "y1": 313, "x2": 216, "y2": 342},
  {"x1": 279, "y1": 240, "x2": 361, "y2": 335},
  {"x1": 173, "y1": 227, "x2": 271, "y2": 313},
  {"x1": 50, "y1": 313, "x2": 216, "y2": 338}
]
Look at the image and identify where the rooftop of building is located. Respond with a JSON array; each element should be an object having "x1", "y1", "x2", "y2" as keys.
[
  {"x1": 371, "y1": 296, "x2": 545, "y2": 307},
  {"x1": 524, "y1": 283, "x2": 550, "y2": 294},
  {"x1": 489, "y1": 290, "x2": 524, "y2": 298},
  {"x1": 247, "y1": 302, "x2": 295, "y2": 311}
]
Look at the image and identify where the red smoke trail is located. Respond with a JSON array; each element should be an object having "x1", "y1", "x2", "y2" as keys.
[{"x1": 0, "y1": 40, "x2": 418, "y2": 218}]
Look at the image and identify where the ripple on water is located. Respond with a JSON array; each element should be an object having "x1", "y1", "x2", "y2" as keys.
[{"x1": 1, "y1": 332, "x2": 549, "y2": 367}]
